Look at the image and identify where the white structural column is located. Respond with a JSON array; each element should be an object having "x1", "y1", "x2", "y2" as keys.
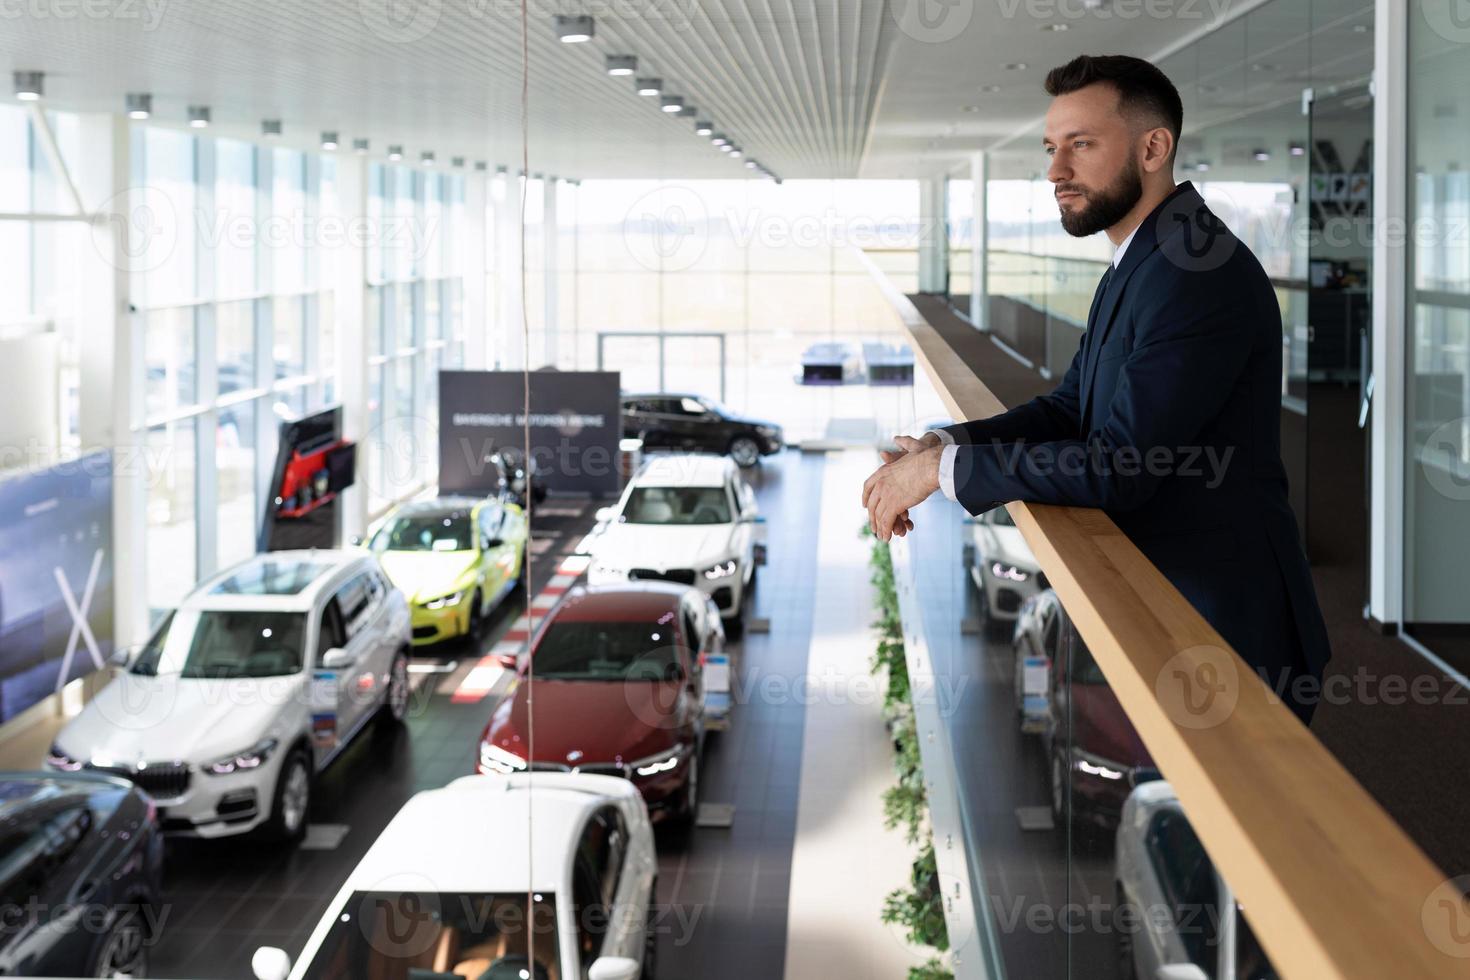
[
  {"x1": 970, "y1": 152, "x2": 989, "y2": 331},
  {"x1": 784, "y1": 450, "x2": 929, "y2": 979},
  {"x1": 463, "y1": 170, "x2": 490, "y2": 369},
  {"x1": 1369, "y1": 0, "x2": 1406, "y2": 626},
  {"x1": 496, "y1": 173, "x2": 526, "y2": 370},
  {"x1": 918, "y1": 173, "x2": 949, "y2": 295},
  {"x1": 334, "y1": 154, "x2": 371, "y2": 543},
  {"x1": 74, "y1": 112, "x2": 147, "y2": 647},
  {"x1": 542, "y1": 178, "x2": 559, "y2": 369}
]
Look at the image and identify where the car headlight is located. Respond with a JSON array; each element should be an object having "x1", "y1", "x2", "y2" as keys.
[
  {"x1": 424, "y1": 590, "x2": 465, "y2": 610},
  {"x1": 205, "y1": 738, "x2": 279, "y2": 776},
  {"x1": 479, "y1": 742, "x2": 528, "y2": 775},
  {"x1": 755, "y1": 425, "x2": 779, "y2": 437},
  {"x1": 1073, "y1": 750, "x2": 1127, "y2": 782},
  {"x1": 989, "y1": 561, "x2": 1031, "y2": 583},
  {"x1": 46, "y1": 743, "x2": 82, "y2": 772},
  {"x1": 702, "y1": 559, "x2": 738, "y2": 580},
  {"x1": 631, "y1": 744, "x2": 686, "y2": 778}
]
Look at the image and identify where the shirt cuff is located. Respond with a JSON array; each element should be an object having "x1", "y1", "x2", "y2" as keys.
[
  {"x1": 939, "y1": 444, "x2": 959, "y2": 502},
  {"x1": 931, "y1": 427, "x2": 956, "y2": 446}
]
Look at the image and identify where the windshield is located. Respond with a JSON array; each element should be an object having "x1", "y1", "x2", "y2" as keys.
[
  {"x1": 623, "y1": 486, "x2": 731, "y2": 525},
  {"x1": 533, "y1": 620, "x2": 683, "y2": 681},
  {"x1": 299, "y1": 891, "x2": 560, "y2": 980},
  {"x1": 131, "y1": 609, "x2": 306, "y2": 678},
  {"x1": 372, "y1": 514, "x2": 474, "y2": 553}
]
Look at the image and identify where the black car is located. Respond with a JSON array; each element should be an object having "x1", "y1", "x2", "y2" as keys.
[
  {"x1": 489, "y1": 445, "x2": 548, "y2": 506},
  {"x1": 0, "y1": 770, "x2": 163, "y2": 978},
  {"x1": 621, "y1": 393, "x2": 784, "y2": 468}
]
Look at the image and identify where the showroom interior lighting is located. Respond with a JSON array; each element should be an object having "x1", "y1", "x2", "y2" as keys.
[
  {"x1": 126, "y1": 92, "x2": 152, "y2": 119},
  {"x1": 474, "y1": 161, "x2": 487, "y2": 172},
  {"x1": 388, "y1": 144, "x2": 403, "y2": 161},
  {"x1": 14, "y1": 70, "x2": 43, "y2": 101},
  {"x1": 496, "y1": 164, "x2": 508, "y2": 175},
  {"x1": 422, "y1": 150, "x2": 436, "y2": 165},
  {"x1": 1253, "y1": 148, "x2": 1271, "y2": 161},
  {"x1": 636, "y1": 77, "x2": 662, "y2": 96},
  {"x1": 353, "y1": 138, "x2": 370, "y2": 154},
  {"x1": 606, "y1": 54, "x2": 636, "y2": 76},
  {"x1": 452, "y1": 156, "x2": 465, "y2": 168},
  {"x1": 661, "y1": 96, "x2": 683, "y2": 113},
  {"x1": 729, "y1": 147, "x2": 743, "y2": 158},
  {"x1": 188, "y1": 105, "x2": 210, "y2": 128},
  {"x1": 262, "y1": 119, "x2": 282, "y2": 138},
  {"x1": 695, "y1": 120, "x2": 713, "y2": 136},
  {"x1": 711, "y1": 133, "x2": 728, "y2": 146},
  {"x1": 1289, "y1": 142, "x2": 1306, "y2": 156},
  {"x1": 555, "y1": 15, "x2": 593, "y2": 42},
  {"x1": 320, "y1": 131, "x2": 338, "y2": 150}
]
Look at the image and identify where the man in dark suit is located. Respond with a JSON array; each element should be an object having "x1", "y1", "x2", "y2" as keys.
[{"x1": 862, "y1": 54, "x2": 1331, "y2": 724}]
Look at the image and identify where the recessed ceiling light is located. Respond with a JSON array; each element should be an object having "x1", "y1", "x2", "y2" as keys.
[
  {"x1": 695, "y1": 120, "x2": 714, "y2": 136},
  {"x1": 422, "y1": 151, "x2": 436, "y2": 166},
  {"x1": 321, "y1": 131, "x2": 339, "y2": 151},
  {"x1": 388, "y1": 145, "x2": 404, "y2": 161},
  {"x1": 126, "y1": 92, "x2": 152, "y2": 120},
  {"x1": 1195, "y1": 160, "x2": 1211, "y2": 172},
  {"x1": 719, "y1": 143, "x2": 733, "y2": 152},
  {"x1": 452, "y1": 156, "x2": 465, "y2": 168},
  {"x1": 1352, "y1": 23, "x2": 1369, "y2": 33},
  {"x1": 262, "y1": 119, "x2": 282, "y2": 138},
  {"x1": 496, "y1": 164, "x2": 508, "y2": 175},
  {"x1": 606, "y1": 54, "x2": 637, "y2": 76},
  {"x1": 745, "y1": 160, "x2": 757, "y2": 169},
  {"x1": 980, "y1": 84, "x2": 1002, "y2": 93},
  {"x1": 1289, "y1": 142, "x2": 1305, "y2": 156},
  {"x1": 1041, "y1": 23, "x2": 1068, "y2": 31},
  {"x1": 1004, "y1": 62, "x2": 1027, "y2": 70},
  {"x1": 353, "y1": 138, "x2": 370, "y2": 155},
  {"x1": 636, "y1": 77, "x2": 662, "y2": 96},
  {"x1": 188, "y1": 105, "x2": 210, "y2": 128},
  {"x1": 474, "y1": 161, "x2": 488, "y2": 172},
  {"x1": 1252, "y1": 148, "x2": 1271, "y2": 161},
  {"x1": 962, "y1": 105, "x2": 981, "y2": 113},
  {"x1": 711, "y1": 133, "x2": 728, "y2": 146},
  {"x1": 14, "y1": 70, "x2": 44, "y2": 101},
  {"x1": 661, "y1": 96, "x2": 684, "y2": 113},
  {"x1": 555, "y1": 15, "x2": 593, "y2": 42},
  {"x1": 729, "y1": 147, "x2": 742, "y2": 159}
]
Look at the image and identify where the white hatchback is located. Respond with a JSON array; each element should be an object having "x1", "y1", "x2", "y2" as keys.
[
  {"x1": 588, "y1": 453, "x2": 762, "y2": 637},
  {"x1": 47, "y1": 551, "x2": 412, "y2": 844},
  {"x1": 252, "y1": 773, "x2": 659, "y2": 980}
]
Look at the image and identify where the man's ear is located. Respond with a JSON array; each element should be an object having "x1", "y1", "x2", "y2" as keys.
[{"x1": 1140, "y1": 126, "x2": 1174, "y2": 174}]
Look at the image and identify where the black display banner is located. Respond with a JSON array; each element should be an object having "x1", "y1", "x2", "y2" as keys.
[
  {"x1": 438, "y1": 370, "x2": 622, "y2": 496},
  {"x1": 0, "y1": 451, "x2": 114, "y2": 724}
]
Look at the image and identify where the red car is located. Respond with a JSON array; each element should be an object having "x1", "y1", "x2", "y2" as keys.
[
  {"x1": 476, "y1": 582, "x2": 724, "y2": 824},
  {"x1": 1038, "y1": 592, "x2": 1159, "y2": 829}
]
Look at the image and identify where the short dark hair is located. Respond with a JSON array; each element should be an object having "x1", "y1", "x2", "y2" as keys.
[{"x1": 1044, "y1": 55, "x2": 1183, "y2": 157}]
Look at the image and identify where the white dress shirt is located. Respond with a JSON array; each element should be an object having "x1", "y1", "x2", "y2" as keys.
[{"x1": 933, "y1": 222, "x2": 1141, "y2": 503}]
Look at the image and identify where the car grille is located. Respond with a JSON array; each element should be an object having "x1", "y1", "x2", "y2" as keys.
[
  {"x1": 629, "y1": 568, "x2": 696, "y2": 586},
  {"x1": 90, "y1": 762, "x2": 191, "y2": 801},
  {"x1": 529, "y1": 761, "x2": 630, "y2": 778}
]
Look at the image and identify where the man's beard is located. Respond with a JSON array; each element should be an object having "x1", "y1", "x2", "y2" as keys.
[{"x1": 1057, "y1": 161, "x2": 1143, "y2": 238}]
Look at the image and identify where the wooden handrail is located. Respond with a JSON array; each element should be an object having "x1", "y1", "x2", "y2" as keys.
[{"x1": 870, "y1": 276, "x2": 1464, "y2": 978}]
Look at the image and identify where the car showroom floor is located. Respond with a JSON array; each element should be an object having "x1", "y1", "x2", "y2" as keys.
[{"x1": 140, "y1": 449, "x2": 899, "y2": 980}]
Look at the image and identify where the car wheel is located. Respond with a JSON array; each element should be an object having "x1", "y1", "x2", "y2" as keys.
[
  {"x1": 641, "y1": 897, "x2": 659, "y2": 980},
  {"x1": 678, "y1": 753, "x2": 700, "y2": 827},
  {"x1": 1049, "y1": 745, "x2": 1069, "y2": 828},
  {"x1": 1115, "y1": 882, "x2": 1139, "y2": 980},
  {"x1": 92, "y1": 907, "x2": 149, "y2": 978},
  {"x1": 728, "y1": 436, "x2": 760, "y2": 468},
  {"x1": 467, "y1": 589, "x2": 485, "y2": 638},
  {"x1": 383, "y1": 652, "x2": 410, "y2": 724},
  {"x1": 268, "y1": 749, "x2": 311, "y2": 844}
]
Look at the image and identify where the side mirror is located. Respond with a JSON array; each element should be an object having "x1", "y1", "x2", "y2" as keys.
[
  {"x1": 251, "y1": 947, "x2": 292, "y2": 980},
  {"x1": 1155, "y1": 966, "x2": 1209, "y2": 980},
  {"x1": 348, "y1": 534, "x2": 364, "y2": 547},
  {"x1": 108, "y1": 646, "x2": 134, "y2": 669},
  {"x1": 595, "y1": 506, "x2": 616, "y2": 524},
  {"x1": 484, "y1": 537, "x2": 503, "y2": 549},
  {"x1": 320, "y1": 647, "x2": 352, "y2": 670},
  {"x1": 589, "y1": 957, "x2": 641, "y2": 980}
]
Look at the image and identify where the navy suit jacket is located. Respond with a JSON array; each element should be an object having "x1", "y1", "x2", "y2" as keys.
[{"x1": 944, "y1": 182, "x2": 1331, "y2": 697}]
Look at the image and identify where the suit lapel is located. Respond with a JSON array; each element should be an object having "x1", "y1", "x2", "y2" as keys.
[{"x1": 1079, "y1": 181, "x2": 1206, "y2": 425}]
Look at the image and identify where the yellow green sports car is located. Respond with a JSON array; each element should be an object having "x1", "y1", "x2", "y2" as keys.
[{"x1": 364, "y1": 496, "x2": 528, "y2": 646}]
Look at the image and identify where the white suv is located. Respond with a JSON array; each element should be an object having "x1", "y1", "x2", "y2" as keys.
[
  {"x1": 588, "y1": 453, "x2": 761, "y2": 636},
  {"x1": 47, "y1": 551, "x2": 412, "y2": 844},
  {"x1": 252, "y1": 773, "x2": 658, "y2": 980}
]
